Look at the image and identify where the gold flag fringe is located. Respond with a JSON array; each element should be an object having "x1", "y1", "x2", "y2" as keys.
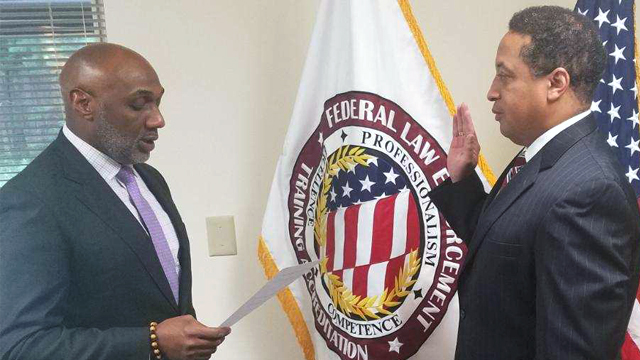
[
  {"x1": 257, "y1": 3, "x2": 501, "y2": 360},
  {"x1": 258, "y1": 237, "x2": 316, "y2": 360}
]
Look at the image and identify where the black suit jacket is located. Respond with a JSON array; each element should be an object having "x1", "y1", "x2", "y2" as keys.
[
  {"x1": 0, "y1": 133, "x2": 195, "y2": 360},
  {"x1": 430, "y1": 115, "x2": 640, "y2": 360}
]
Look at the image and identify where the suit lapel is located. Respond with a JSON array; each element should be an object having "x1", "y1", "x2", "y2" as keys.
[
  {"x1": 465, "y1": 156, "x2": 540, "y2": 263},
  {"x1": 54, "y1": 135, "x2": 179, "y2": 311},
  {"x1": 464, "y1": 114, "x2": 598, "y2": 266},
  {"x1": 135, "y1": 165, "x2": 192, "y2": 313}
]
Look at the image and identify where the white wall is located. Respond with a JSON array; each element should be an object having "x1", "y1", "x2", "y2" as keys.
[
  {"x1": 102, "y1": 1, "x2": 634, "y2": 359},
  {"x1": 412, "y1": 0, "x2": 576, "y2": 172}
]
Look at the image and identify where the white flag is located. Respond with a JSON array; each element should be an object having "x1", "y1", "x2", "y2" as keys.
[{"x1": 259, "y1": 1, "x2": 495, "y2": 359}]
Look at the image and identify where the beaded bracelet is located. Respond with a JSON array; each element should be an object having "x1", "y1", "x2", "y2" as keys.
[{"x1": 150, "y1": 322, "x2": 162, "y2": 360}]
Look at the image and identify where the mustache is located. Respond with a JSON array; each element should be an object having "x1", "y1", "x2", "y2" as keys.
[{"x1": 139, "y1": 132, "x2": 158, "y2": 141}]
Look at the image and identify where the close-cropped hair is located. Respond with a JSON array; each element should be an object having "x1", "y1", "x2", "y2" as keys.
[{"x1": 509, "y1": 6, "x2": 606, "y2": 104}]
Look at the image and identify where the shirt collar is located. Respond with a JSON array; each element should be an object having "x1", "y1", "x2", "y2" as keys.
[
  {"x1": 62, "y1": 124, "x2": 124, "y2": 182},
  {"x1": 524, "y1": 110, "x2": 591, "y2": 162}
]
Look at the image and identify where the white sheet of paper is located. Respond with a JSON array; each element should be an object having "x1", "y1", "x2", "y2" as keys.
[{"x1": 220, "y1": 260, "x2": 319, "y2": 327}]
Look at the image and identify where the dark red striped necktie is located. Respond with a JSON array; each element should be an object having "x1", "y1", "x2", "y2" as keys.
[{"x1": 500, "y1": 149, "x2": 527, "y2": 189}]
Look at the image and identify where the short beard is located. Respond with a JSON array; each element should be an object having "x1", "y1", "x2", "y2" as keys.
[{"x1": 94, "y1": 108, "x2": 149, "y2": 165}]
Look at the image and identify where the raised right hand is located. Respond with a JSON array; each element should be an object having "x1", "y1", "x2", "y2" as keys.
[
  {"x1": 447, "y1": 103, "x2": 480, "y2": 183},
  {"x1": 155, "y1": 315, "x2": 231, "y2": 360}
]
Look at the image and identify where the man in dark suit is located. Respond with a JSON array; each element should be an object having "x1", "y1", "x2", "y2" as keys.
[
  {"x1": 429, "y1": 6, "x2": 640, "y2": 360},
  {"x1": 0, "y1": 44, "x2": 229, "y2": 360}
]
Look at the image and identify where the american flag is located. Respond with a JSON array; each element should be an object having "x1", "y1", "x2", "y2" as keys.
[
  {"x1": 324, "y1": 152, "x2": 420, "y2": 300},
  {"x1": 574, "y1": 0, "x2": 640, "y2": 357}
]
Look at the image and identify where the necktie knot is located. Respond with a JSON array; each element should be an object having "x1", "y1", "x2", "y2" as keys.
[
  {"x1": 513, "y1": 150, "x2": 527, "y2": 167},
  {"x1": 116, "y1": 166, "x2": 135, "y2": 185}
]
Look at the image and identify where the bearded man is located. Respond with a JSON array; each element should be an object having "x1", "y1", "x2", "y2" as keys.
[{"x1": 0, "y1": 43, "x2": 229, "y2": 360}]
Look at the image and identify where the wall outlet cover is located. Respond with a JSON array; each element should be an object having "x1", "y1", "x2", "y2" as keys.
[{"x1": 206, "y1": 215, "x2": 238, "y2": 257}]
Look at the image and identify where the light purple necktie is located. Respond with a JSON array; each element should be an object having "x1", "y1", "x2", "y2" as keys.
[{"x1": 116, "y1": 166, "x2": 179, "y2": 303}]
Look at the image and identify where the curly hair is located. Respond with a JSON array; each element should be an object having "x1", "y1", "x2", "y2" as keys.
[{"x1": 509, "y1": 6, "x2": 606, "y2": 104}]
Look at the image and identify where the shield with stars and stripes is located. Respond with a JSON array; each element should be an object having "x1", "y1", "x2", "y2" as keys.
[
  {"x1": 284, "y1": 91, "x2": 470, "y2": 360},
  {"x1": 324, "y1": 190, "x2": 420, "y2": 301}
]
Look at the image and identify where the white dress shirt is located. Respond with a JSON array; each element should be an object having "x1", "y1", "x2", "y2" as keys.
[
  {"x1": 524, "y1": 110, "x2": 591, "y2": 162},
  {"x1": 62, "y1": 125, "x2": 181, "y2": 278}
]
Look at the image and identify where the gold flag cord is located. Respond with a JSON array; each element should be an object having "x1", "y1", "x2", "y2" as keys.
[{"x1": 398, "y1": 0, "x2": 498, "y2": 185}]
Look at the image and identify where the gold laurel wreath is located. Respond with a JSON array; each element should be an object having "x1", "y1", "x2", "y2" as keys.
[
  {"x1": 314, "y1": 146, "x2": 371, "y2": 248},
  {"x1": 325, "y1": 250, "x2": 420, "y2": 320},
  {"x1": 315, "y1": 145, "x2": 421, "y2": 320}
]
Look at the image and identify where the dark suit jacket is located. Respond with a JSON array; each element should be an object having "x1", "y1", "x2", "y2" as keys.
[
  {"x1": 0, "y1": 133, "x2": 195, "y2": 360},
  {"x1": 430, "y1": 115, "x2": 640, "y2": 360}
]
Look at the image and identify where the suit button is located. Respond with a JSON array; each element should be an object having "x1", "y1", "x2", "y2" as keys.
[{"x1": 460, "y1": 309, "x2": 466, "y2": 319}]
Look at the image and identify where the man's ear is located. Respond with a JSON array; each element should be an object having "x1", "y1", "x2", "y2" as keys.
[
  {"x1": 547, "y1": 67, "x2": 570, "y2": 102},
  {"x1": 69, "y1": 88, "x2": 97, "y2": 121}
]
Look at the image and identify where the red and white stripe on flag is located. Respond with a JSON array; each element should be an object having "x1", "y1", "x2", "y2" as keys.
[
  {"x1": 572, "y1": 0, "x2": 640, "y2": 357},
  {"x1": 324, "y1": 190, "x2": 419, "y2": 299},
  {"x1": 622, "y1": 287, "x2": 640, "y2": 358}
]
